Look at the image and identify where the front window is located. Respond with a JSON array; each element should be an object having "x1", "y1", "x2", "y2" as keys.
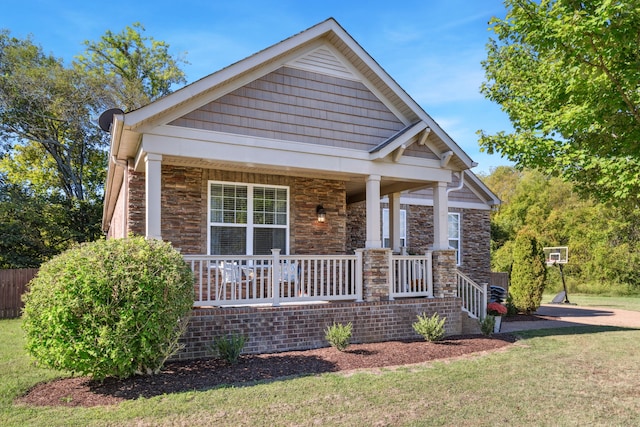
[
  {"x1": 209, "y1": 182, "x2": 288, "y2": 255},
  {"x1": 382, "y1": 208, "x2": 406, "y2": 249},
  {"x1": 448, "y1": 212, "x2": 460, "y2": 265}
]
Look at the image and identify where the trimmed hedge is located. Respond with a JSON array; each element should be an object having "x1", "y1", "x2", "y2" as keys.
[{"x1": 22, "y1": 237, "x2": 194, "y2": 379}]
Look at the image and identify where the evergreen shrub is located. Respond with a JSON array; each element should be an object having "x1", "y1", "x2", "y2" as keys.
[{"x1": 510, "y1": 230, "x2": 547, "y2": 314}]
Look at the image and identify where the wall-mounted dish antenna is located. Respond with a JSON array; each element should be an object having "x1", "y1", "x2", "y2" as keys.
[{"x1": 98, "y1": 108, "x2": 124, "y2": 132}]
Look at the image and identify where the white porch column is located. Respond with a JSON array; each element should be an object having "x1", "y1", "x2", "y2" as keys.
[
  {"x1": 432, "y1": 181, "x2": 449, "y2": 250},
  {"x1": 145, "y1": 153, "x2": 163, "y2": 240},
  {"x1": 365, "y1": 174, "x2": 382, "y2": 248},
  {"x1": 389, "y1": 192, "x2": 401, "y2": 253}
]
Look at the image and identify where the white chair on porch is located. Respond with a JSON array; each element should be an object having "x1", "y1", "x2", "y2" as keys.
[
  {"x1": 218, "y1": 261, "x2": 242, "y2": 300},
  {"x1": 279, "y1": 260, "x2": 301, "y2": 297}
]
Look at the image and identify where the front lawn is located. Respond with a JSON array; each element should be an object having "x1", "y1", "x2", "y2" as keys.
[{"x1": 2, "y1": 318, "x2": 639, "y2": 426}]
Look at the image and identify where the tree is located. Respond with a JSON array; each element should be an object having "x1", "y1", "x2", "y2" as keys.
[
  {"x1": 0, "y1": 25, "x2": 188, "y2": 266},
  {"x1": 510, "y1": 229, "x2": 547, "y2": 314},
  {"x1": 75, "y1": 22, "x2": 188, "y2": 111},
  {"x1": 479, "y1": 0, "x2": 640, "y2": 206},
  {"x1": 0, "y1": 30, "x2": 107, "y2": 203}
]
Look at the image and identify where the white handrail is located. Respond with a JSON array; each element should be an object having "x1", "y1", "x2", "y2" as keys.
[
  {"x1": 456, "y1": 270, "x2": 488, "y2": 319},
  {"x1": 184, "y1": 252, "x2": 361, "y2": 307},
  {"x1": 389, "y1": 252, "x2": 433, "y2": 299}
]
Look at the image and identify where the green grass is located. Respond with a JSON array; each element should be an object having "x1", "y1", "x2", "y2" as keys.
[
  {"x1": 3, "y1": 319, "x2": 640, "y2": 426},
  {"x1": 543, "y1": 293, "x2": 640, "y2": 312}
]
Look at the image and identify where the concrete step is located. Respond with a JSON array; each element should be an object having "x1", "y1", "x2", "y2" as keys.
[{"x1": 461, "y1": 311, "x2": 481, "y2": 334}]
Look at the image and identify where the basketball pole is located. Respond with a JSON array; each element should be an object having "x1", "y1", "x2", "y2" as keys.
[{"x1": 558, "y1": 263, "x2": 570, "y2": 304}]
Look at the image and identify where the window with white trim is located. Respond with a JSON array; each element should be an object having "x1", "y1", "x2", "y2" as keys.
[
  {"x1": 448, "y1": 212, "x2": 461, "y2": 265},
  {"x1": 208, "y1": 182, "x2": 289, "y2": 255},
  {"x1": 382, "y1": 208, "x2": 406, "y2": 249}
]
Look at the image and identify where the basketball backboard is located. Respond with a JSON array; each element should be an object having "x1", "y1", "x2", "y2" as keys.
[{"x1": 543, "y1": 246, "x2": 568, "y2": 265}]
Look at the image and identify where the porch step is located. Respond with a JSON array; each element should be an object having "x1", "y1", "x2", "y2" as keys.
[{"x1": 461, "y1": 311, "x2": 481, "y2": 335}]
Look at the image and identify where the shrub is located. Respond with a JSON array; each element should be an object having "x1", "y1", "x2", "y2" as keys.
[
  {"x1": 480, "y1": 316, "x2": 496, "y2": 336},
  {"x1": 325, "y1": 322, "x2": 353, "y2": 351},
  {"x1": 412, "y1": 312, "x2": 446, "y2": 342},
  {"x1": 22, "y1": 236, "x2": 194, "y2": 380},
  {"x1": 510, "y1": 230, "x2": 547, "y2": 314},
  {"x1": 211, "y1": 334, "x2": 246, "y2": 364}
]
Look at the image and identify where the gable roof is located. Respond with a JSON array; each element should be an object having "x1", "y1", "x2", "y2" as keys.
[{"x1": 111, "y1": 18, "x2": 474, "y2": 170}]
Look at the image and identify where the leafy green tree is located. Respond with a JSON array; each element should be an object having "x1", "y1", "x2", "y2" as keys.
[
  {"x1": 479, "y1": 0, "x2": 640, "y2": 206},
  {"x1": 0, "y1": 25, "x2": 187, "y2": 266},
  {"x1": 510, "y1": 229, "x2": 547, "y2": 314},
  {"x1": 75, "y1": 22, "x2": 188, "y2": 111}
]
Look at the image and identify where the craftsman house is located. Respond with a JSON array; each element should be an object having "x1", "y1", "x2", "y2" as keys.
[{"x1": 101, "y1": 18, "x2": 499, "y2": 358}]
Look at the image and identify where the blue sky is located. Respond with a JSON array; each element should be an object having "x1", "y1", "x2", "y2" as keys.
[{"x1": 3, "y1": 0, "x2": 514, "y2": 174}]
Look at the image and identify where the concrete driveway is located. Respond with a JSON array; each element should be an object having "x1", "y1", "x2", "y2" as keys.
[{"x1": 501, "y1": 304, "x2": 640, "y2": 333}]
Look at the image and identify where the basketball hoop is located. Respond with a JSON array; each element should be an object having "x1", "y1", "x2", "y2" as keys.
[{"x1": 543, "y1": 246, "x2": 572, "y2": 304}]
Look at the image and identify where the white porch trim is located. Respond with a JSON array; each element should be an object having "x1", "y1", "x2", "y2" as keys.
[
  {"x1": 145, "y1": 153, "x2": 163, "y2": 240},
  {"x1": 432, "y1": 182, "x2": 449, "y2": 250},
  {"x1": 365, "y1": 175, "x2": 382, "y2": 248}
]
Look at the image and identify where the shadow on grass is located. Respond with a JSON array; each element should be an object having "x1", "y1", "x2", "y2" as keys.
[{"x1": 514, "y1": 325, "x2": 639, "y2": 339}]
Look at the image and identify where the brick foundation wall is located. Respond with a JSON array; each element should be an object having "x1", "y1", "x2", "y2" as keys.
[{"x1": 175, "y1": 298, "x2": 462, "y2": 360}]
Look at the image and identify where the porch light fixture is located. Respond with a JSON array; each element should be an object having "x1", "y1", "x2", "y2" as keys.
[{"x1": 316, "y1": 205, "x2": 326, "y2": 223}]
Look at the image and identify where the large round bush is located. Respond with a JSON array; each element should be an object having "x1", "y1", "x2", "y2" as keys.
[{"x1": 22, "y1": 236, "x2": 194, "y2": 379}]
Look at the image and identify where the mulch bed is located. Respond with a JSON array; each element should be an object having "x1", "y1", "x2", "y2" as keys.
[{"x1": 17, "y1": 334, "x2": 518, "y2": 408}]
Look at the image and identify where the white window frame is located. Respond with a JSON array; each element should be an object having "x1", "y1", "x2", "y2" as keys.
[
  {"x1": 382, "y1": 208, "x2": 406, "y2": 249},
  {"x1": 207, "y1": 181, "x2": 290, "y2": 255},
  {"x1": 448, "y1": 212, "x2": 461, "y2": 265}
]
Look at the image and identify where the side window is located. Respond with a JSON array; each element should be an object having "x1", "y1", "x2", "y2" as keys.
[
  {"x1": 448, "y1": 212, "x2": 460, "y2": 265},
  {"x1": 382, "y1": 208, "x2": 406, "y2": 249}
]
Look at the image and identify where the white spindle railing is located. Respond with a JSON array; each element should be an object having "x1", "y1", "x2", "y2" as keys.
[
  {"x1": 456, "y1": 270, "x2": 488, "y2": 319},
  {"x1": 184, "y1": 250, "x2": 362, "y2": 307},
  {"x1": 390, "y1": 252, "x2": 433, "y2": 299}
]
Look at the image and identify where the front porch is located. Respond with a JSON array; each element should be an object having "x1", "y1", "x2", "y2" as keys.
[{"x1": 175, "y1": 249, "x2": 488, "y2": 359}]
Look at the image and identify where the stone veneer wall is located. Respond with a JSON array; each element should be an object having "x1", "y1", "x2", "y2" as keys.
[
  {"x1": 176, "y1": 298, "x2": 462, "y2": 360},
  {"x1": 125, "y1": 165, "x2": 347, "y2": 255},
  {"x1": 346, "y1": 201, "x2": 491, "y2": 286}
]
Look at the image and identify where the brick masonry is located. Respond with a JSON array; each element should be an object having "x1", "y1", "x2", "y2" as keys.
[{"x1": 175, "y1": 298, "x2": 462, "y2": 360}]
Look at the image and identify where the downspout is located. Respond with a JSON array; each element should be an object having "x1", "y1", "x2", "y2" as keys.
[{"x1": 447, "y1": 171, "x2": 465, "y2": 195}]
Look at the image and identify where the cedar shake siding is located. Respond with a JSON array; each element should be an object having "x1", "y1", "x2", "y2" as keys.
[{"x1": 169, "y1": 66, "x2": 418, "y2": 153}]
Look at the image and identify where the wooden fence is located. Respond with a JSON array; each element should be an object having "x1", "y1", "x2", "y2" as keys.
[
  {"x1": 0, "y1": 268, "x2": 38, "y2": 319},
  {"x1": 490, "y1": 271, "x2": 509, "y2": 293}
]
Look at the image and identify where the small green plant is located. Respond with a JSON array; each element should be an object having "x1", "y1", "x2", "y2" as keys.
[
  {"x1": 505, "y1": 294, "x2": 519, "y2": 316},
  {"x1": 412, "y1": 312, "x2": 446, "y2": 342},
  {"x1": 480, "y1": 315, "x2": 496, "y2": 336},
  {"x1": 325, "y1": 322, "x2": 353, "y2": 351},
  {"x1": 211, "y1": 334, "x2": 247, "y2": 364}
]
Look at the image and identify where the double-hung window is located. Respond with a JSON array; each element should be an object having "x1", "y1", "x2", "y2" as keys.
[
  {"x1": 448, "y1": 212, "x2": 461, "y2": 265},
  {"x1": 382, "y1": 208, "x2": 406, "y2": 248},
  {"x1": 209, "y1": 182, "x2": 288, "y2": 255}
]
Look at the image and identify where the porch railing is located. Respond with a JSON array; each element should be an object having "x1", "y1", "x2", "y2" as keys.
[
  {"x1": 389, "y1": 252, "x2": 433, "y2": 299},
  {"x1": 457, "y1": 270, "x2": 487, "y2": 319},
  {"x1": 184, "y1": 250, "x2": 362, "y2": 307}
]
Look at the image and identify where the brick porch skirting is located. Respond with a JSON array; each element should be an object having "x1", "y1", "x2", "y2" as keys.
[{"x1": 174, "y1": 297, "x2": 462, "y2": 360}]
